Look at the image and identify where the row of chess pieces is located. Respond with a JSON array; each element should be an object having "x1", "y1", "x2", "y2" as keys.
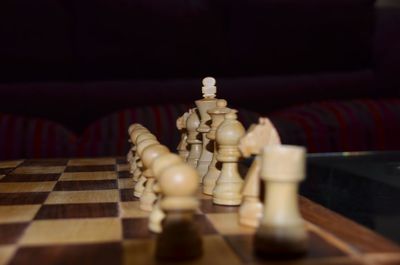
[{"x1": 126, "y1": 77, "x2": 309, "y2": 260}]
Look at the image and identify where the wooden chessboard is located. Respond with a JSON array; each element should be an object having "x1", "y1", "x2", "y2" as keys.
[{"x1": 0, "y1": 158, "x2": 399, "y2": 265}]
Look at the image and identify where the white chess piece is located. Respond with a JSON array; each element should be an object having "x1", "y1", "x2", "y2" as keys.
[
  {"x1": 195, "y1": 77, "x2": 218, "y2": 180},
  {"x1": 254, "y1": 145, "x2": 308, "y2": 256},
  {"x1": 213, "y1": 110, "x2": 245, "y2": 206}
]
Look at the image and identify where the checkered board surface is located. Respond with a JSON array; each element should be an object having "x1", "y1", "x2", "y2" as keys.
[{"x1": 0, "y1": 158, "x2": 400, "y2": 265}]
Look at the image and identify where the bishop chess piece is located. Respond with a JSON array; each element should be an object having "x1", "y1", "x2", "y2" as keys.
[
  {"x1": 203, "y1": 99, "x2": 230, "y2": 195},
  {"x1": 254, "y1": 145, "x2": 308, "y2": 257},
  {"x1": 238, "y1": 117, "x2": 281, "y2": 228},
  {"x1": 195, "y1": 77, "x2": 218, "y2": 180},
  {"x1": 155, "y1": 162, "x2": 202, "y2": 261},
  {"x1": 186, "y1": 108, "x2": 202, "y2": 169},
  {"x1": 139, "y1": 144, "x2": 170, "y2": 211},
  {"x1": 213, "y1": 110, "x2": 245, "y2": 206}
]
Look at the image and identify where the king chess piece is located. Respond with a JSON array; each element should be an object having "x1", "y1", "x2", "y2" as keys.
[{"x1": 195, "y1": 77, "x2": 218, "y2": 181}]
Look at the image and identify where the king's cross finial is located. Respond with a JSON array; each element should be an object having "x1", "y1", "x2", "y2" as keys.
[{"x1": 202, "y1": 77, "x2": 216, "y2": 98}]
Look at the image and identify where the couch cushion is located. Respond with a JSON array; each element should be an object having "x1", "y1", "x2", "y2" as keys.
[{"x1": 270, "y1": 98, "x2": 400, "y2": 152}]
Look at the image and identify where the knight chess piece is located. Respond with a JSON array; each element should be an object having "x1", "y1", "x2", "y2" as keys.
[
  {"x1": 176, "y1": 111, "x2": 190, "y2": 161},
  {"x1": 254, "y1": 145, "x2": 308, "y2": 257},
  {"x1": 238, "y1": 117, "x2": 281, "y2": 228}
]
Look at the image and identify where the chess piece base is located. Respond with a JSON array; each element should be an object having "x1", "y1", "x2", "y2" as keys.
[
  {"x1": 156, "y1": 211, "x2": 203, "y2": 261},
  {"x1": 254, "y1": 225, "x2": 308, "y2": 258}
]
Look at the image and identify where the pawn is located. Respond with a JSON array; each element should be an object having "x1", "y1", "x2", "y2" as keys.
[
  {"x1": 176, "y1": 111, "x2": 190, "y2": 161},
  {"x1": 133, "y1": 137, "x2": 159, "y2": 198},
  {"x1": 186, "y1": 108, "x2": 202, "y2": 169},
  {"x1": 213, "y1": 111, "x2": 245, "y2": 206},
  {"x1": 132, "y1": 133, "x2": 157, "y2": 182},
  {"x1": 140, "y1": 144, "x2": 170, "y2": 211},
  {"x1": 155, "y1": 162, "x2": 202, "y2": 261},
  {"x1": 254, "y1": 145, "x2": 308, "y2": 257},
  {"x1": 149, "y1": 153, "x2": 183, "y2": 233}
]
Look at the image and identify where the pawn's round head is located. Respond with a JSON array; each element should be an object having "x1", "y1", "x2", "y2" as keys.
[
  {"x1": 137, "y1": 138, "x2": 159, "y2": 155},
  {"x1": 128, "y1": 123, "x2": 143, "y2": 136},
  {"x1": 141, "y1": 144, "x2": 170, "y2": 168},
  {"x1": 131, "y1": 128, "x2": 149, "y2": 143},
  {"x1": 135, "y1": 133, "x2": 157, "y2": 146},
  {"x1": 216, "y1": 99, "x2": 227, "y2": 108},
  {"x1": 159, "y1": 163, "x2": 199, "y2": 197},
  {"x1": 152, "y1": 153, "x2": 183, "y2": 178}
]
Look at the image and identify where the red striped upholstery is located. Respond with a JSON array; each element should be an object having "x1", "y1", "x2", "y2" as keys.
[
  {"x1": 0, "y1": 113, "x2": 75, "y2": 160},
  {"x1": 78, "y1": 104, "x2": 260, "y2": 157},
  {"x1": 270, "y1": 98, "x2": 400, "y2": 153}
]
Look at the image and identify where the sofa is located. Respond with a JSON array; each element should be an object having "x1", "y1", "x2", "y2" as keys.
[{"x1": 0, "y1": 0, "x2": 399, "y2": 160}]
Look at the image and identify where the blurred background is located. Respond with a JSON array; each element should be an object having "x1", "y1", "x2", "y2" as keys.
[{"x1": 0, "y1": 0, "x2": 399, "y2": 159}]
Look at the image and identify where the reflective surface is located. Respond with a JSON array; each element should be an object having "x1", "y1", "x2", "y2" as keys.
[{"x1": 303, "y1": 151, "x2": 400, "y2": 244}]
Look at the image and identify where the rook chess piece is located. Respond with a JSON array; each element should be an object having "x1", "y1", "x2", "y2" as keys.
[
  {"x1": 213, "y1": 110, "x2": 245, "y2": 206},
  {"x1": 254, "y1": 145, "x2": 308, "y2": 257},
  {"x1": 155, "y1": 162, "x2": 202, "y2": 261}
]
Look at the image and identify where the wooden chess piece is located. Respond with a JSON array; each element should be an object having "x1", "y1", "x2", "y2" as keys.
[
  {"x1": 130, "y1": 127, "x2": 151, "y2": 181},
  {"x1": 186, "y1": 108, "x2": 202, "y2": 169},
  {"x1": 203, "y1": 99, "x2": 230, "y2": 195},
  {"x1": 176, "y1": 111, "x2": 190, "y2": 161},
  {"x1": 238, "y1": 117, "x2": 281, "y2": 228},
  {"x1": 213, "y1": 110, "x2": 245, "y2": 206},
  {"x1": 139, "y1": 144, "x2": 170, "y2": 211},
  {"x1": 195, "y1": 77, "x2": 218, "y2": 180},
  {"x1": 149, "y1": 153, "x2": 183, "y2": 233},
  {"x1": 133, "y1": 136, "x2": 159, "y2": 198},
  {"x1": 155, "y1": 162, "x2": 202, "y2": 261},
  {"x1": 254, "y1": 145, "x2": 308, "y2": 257}
]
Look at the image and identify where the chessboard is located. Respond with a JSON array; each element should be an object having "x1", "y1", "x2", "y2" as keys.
[{"x1": 0, "y1": 158, "x2": 399, "y2": 265}]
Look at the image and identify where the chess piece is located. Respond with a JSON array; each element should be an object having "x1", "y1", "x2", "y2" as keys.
[
  {"x1": 176, "y1": 111, "x2": 190, "y2": 161},
  {"x1": 238, "y1": 117, "x2": 281, "y2": 228},
  {"x1": 155, "y1": 162, "x2": 202, "y2": 261},
  {"x1": 130, "y1": 127, "x2": 152, "y2": 181},
  {"x1": 149, "y1": 153, "x2": 183, "y2": 233},
  {"x1": 203, "y1": 99, "x2": 230, "y2": 195},
  {"x1": 195, "y1": 77, "x2": 218, "y2": 180},
  {"x1": 140, "y1": 144, "x2": 170, "y2": 211},
  {"x1": 186, "y1": 108, "x2": 202, "y2": 169},
  {"x1": 133, "y1": 137, "x2": 159, "y2": 198},
  {"x1": 254, "y1": 145, "x2": 308, "y2": 257},
  {"x1": 213, "y1": 111, "x2": 245, "y2": 205}
]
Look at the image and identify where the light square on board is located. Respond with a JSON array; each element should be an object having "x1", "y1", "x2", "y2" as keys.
[
  {"x1": 0, "y1": 182, "x2": 56, "y2": 193},
  {"x1": 67, "y1": 158, "x2": 116, "y2": 166},
  {"x1": 118, "y1": 179, "x2": 135, "y2": 189},
  {"x1": 45, "y1": 190, "x2": 119, "y2": 204},
  {"x1": 206, "y1": 213, "x2": 256, "y2": 235},
  {"x1": 19, "y1": 218, "x2": 122, "y2": 245},
  {"x1": 122, "y1": 235, "x2": 242, "y2": 265},
  {"x1": 120, "y1": 202, "x2": 150, "y2": 218},
  {"x1": 116, "y1": 164, "x2": 130, "y2": 172},
  {"x1": 12, "y1": 166, "x2": 66, "y2": 174},
  {"x1": 60, "y1": 172, "x2": 117, "y2": 181},
  {"x1": 0, "y1": 245, "x2": 17, "y2": 265},
  {"x1": 0, "y1": 205, "x2": 41, "y2": 224},
  {"x1": 0, "y1": 160, "x2": 23, "y2": 169}
]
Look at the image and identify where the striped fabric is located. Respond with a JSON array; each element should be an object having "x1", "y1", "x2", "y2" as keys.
[
  {"x1": 0, "y1": 113, "x2": 75, "y2": 160},
  {"x1": 78, "y1": 103, "x2": 260, "y2": 157},
  {"x1": 270, "y1": 98, "x2": 400, "y2": 153}
]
